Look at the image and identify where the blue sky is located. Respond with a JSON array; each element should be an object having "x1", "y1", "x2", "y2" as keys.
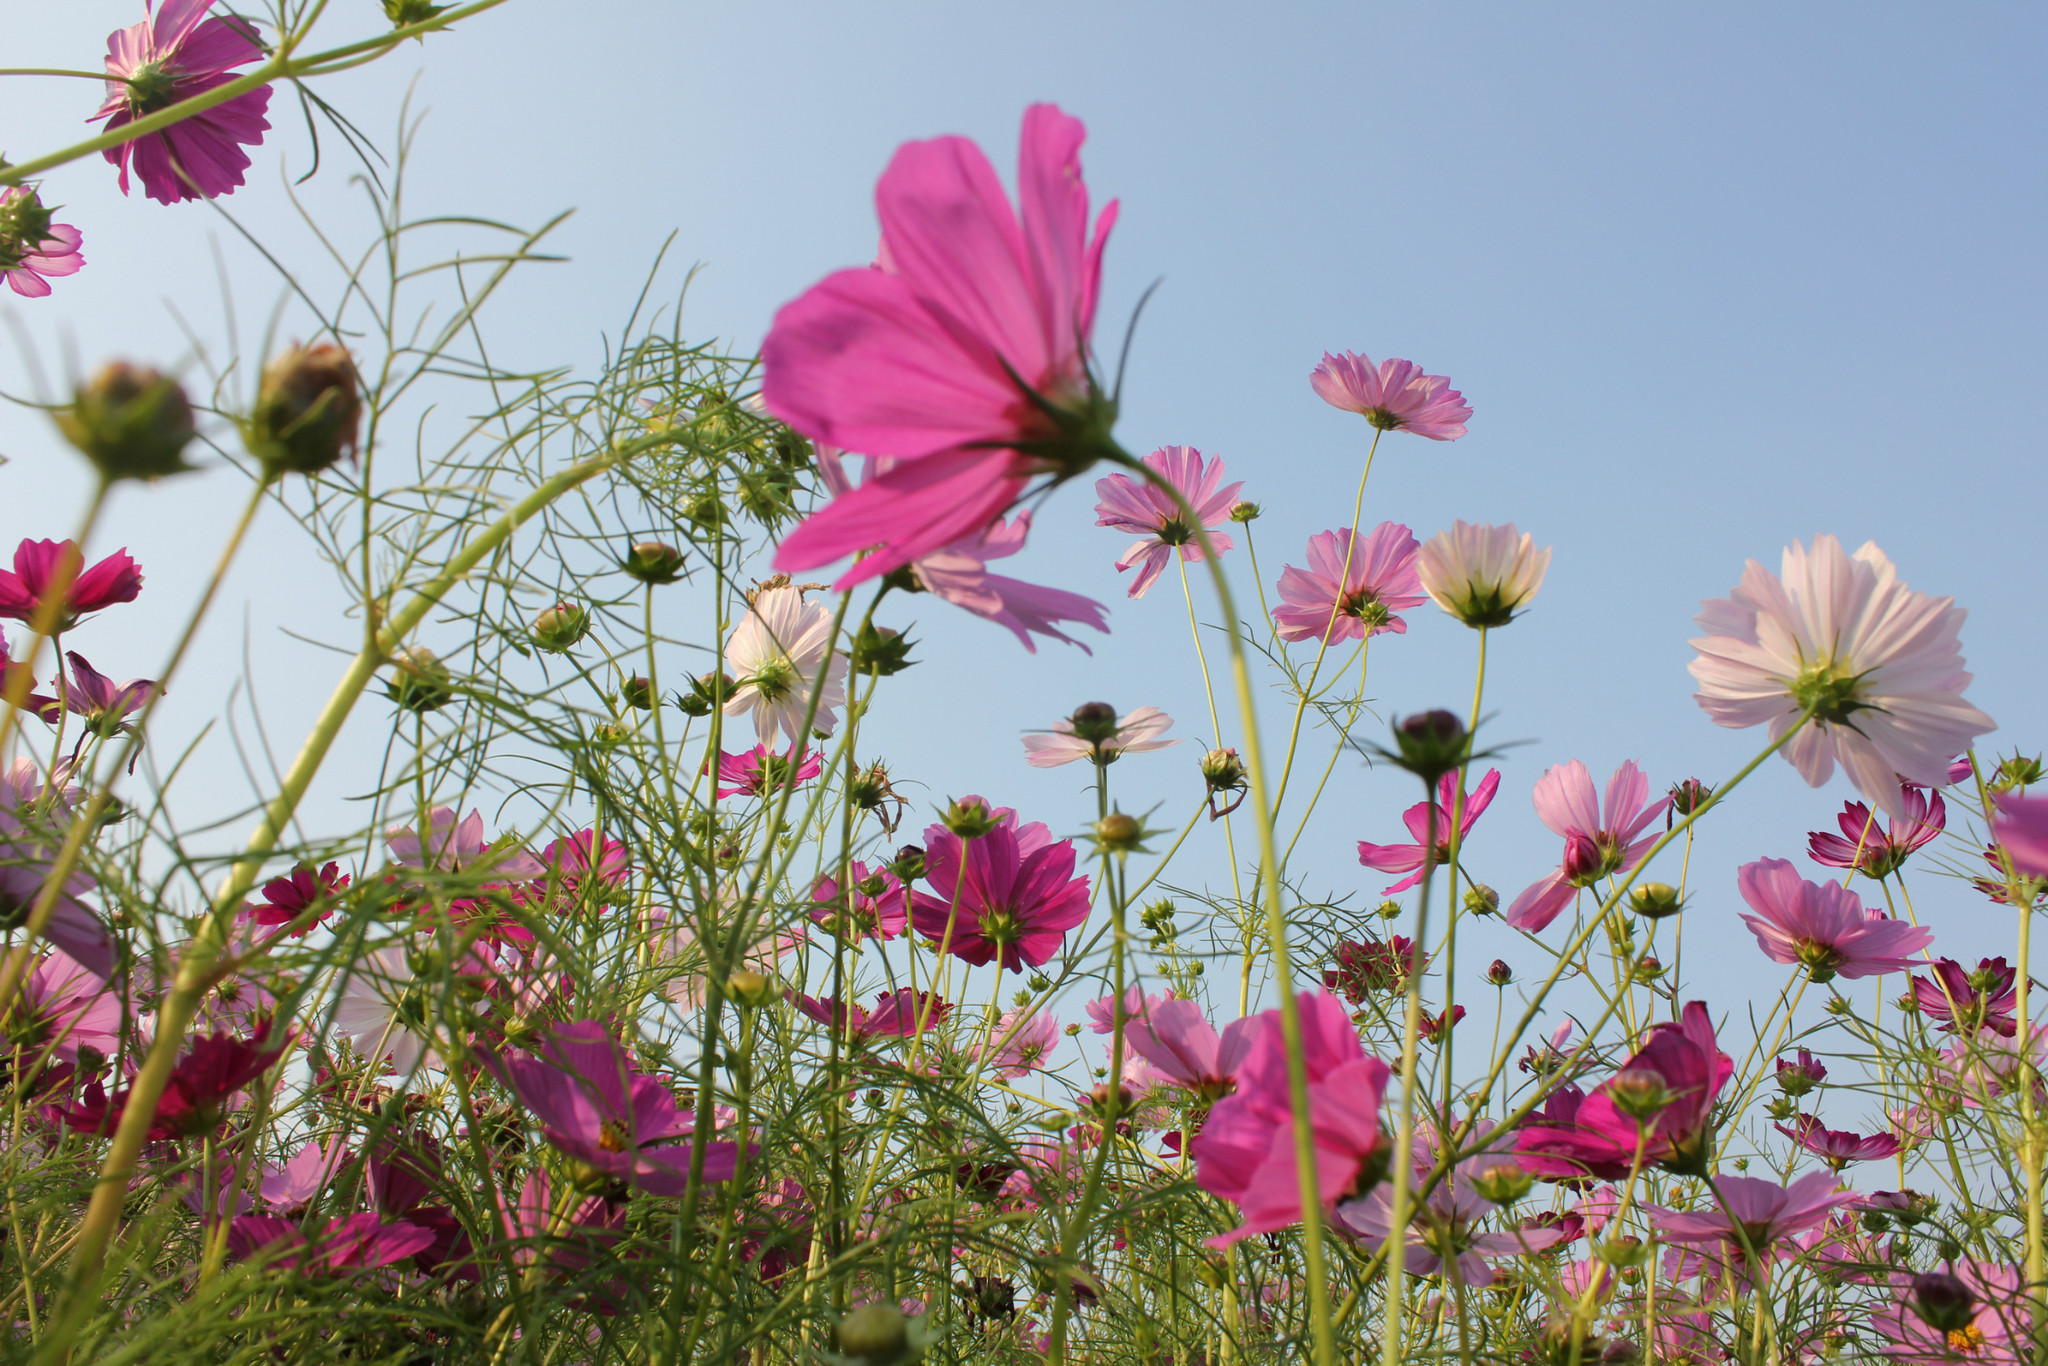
[{"x1": 2, "y1": 3, "x2": 2043, "y2": 1063}]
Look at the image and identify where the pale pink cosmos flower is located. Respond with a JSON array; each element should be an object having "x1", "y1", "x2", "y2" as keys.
[
  {"x1": 1092, "y1": 446, "x2": 1242, "y2": 599},
  {"x1": 1646, "y1": 1171, "x2": 1858, "y2": 1265},
  {"x1": 1272, "y1": 523, "x2": 1424, "y2": 645},
  {"x1": 723, "y1": 584, "x2": 850, "y2": 745},
  {"x1": 765, "y1": 105, "x2": 1119, "y2": 587},
  {"x1": 332, "y1": 945, "x2": 441, "y2": 1074},
  {"x1": 1870, "y1": 1263, "x2": 2031, "y2": 1365},
  {"x1": 1309, "y1": 352, "x2": 1471, "y2": 440},
  {"x1": 0, "y1": 188, "x2": 84, "y2": 298},
  {"x1": 1689, "y1": 536, "x2": 1995, "y2": 820},
  {"x1": 384, "y1": 806, "x2": 542, "y2": 878},
  {"x1": 92, "y1": 0, "x2": 274, "y2": 205},
  {"x1": 1083, "y1": 983, "x2": 1169, "y2": 1034},
  {"x1": 978, "y1": 1008, "x2": 1060, "y2": 1078},
  {"x1": 1125, "y1": 997, "x2": 1258, "y2": 1101},
  {"x1": 1358, "y1": 768, "x2": 1502, "y2": 894},
  {"x1": 13, "y1": 949, "x2": 120, "y2": 1064},
  {"x1": 1336, "y1": 1130, "x2": 1565, "y2": 1287},
  {"x1": 1505, "y1": 760, "x2": 1669, "y2": 932},
  {"x1": 1021, "y1": 706, "x2": 1178, "y2": 768},
  {"x1": 1735, "y1": 856, "x2": 1933, "y2": 982},
  {"x1": 0, "y1": 804, "x2": 116, "y2": 980},
  {"x1": 1416, "y1": 521, "x2": 1551, "y2": 629},
  {"x1": 1991, "y1": 793, "x2": 2048, "y2": 881},
  {"x1": 259, "y1": 1139, "x2": 349, "y2": 1214}
]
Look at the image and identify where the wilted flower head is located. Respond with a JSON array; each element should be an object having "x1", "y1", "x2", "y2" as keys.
[
  {"x1": 1773, "y1": 1113, "x2": 1901, "y2": 1169},
  {"x1": 1271, "y1": 523, "x2": 1424, "y2": 644},
  {"x1": 92, "y1": 0, "x2": 274, "y2": 204},
  {"x1": 1093, "y1": 446, "x2": 1242, "y2": 599},
  {"x1": 1689, "y1": 536, "x2": 1995, "y2": 820},
  {"x1": 29, "y1": 652, "x2": 158, "y2": 739},
  {"x1": 1416, "y1": 521, "x2": 1550, "y2": 628},
  {"x1": 1309, "y1": 352, "x2": 1471, "y2": 439}
]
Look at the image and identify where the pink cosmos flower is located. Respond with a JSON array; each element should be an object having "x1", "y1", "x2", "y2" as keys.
[
  {"x1": 908, "y1": 799, "x2": 1091, "y2": 972},
  {"x1": 1941, "y1": 1026, "x2": 2048, "y2": 1109},
  {"x1": 0, "y1": 802, "x2": 117, "y2": 980},
  {"x1": 1083, "y1": 983, "x2": 1169, "y2": 1034},
  {"x1": 92, "y1": 0, "x2": 273, "y2": 205},
  {"x1": 385, "y1": 805, "x2": 542, "y2": 878},
  {"x1": 12, "y1": 950, "x2": 120, "y2": 1065},
  {"x1": 1505, "y1": 761, "x2": 1670, "y2": 932},
  {"x1": 0, "y1": 540, "x2": 143, "y2": 629},
  {"x1": 1911, "y1": 957, "x2": 2021, "y2": 1037},
  {"x1": 1647, "y1": 1171, "x2": 1858, "y2": 1263},
  {"x1": 1309, "y1": 352, "x2": 1471, "y2": 439},
  {"x1": 1515, "y1": 1001, "x2": 1731, "y2": 1180},
  {"x1": 227, "y1": 1213, "x2": 433, "y2": 1277},
  {"x1": 1808, "y1": 786, "x2": 1946, "y2": 879},
  {"x1": 239, "y1": 860, "x2": 349, "y2": 935},
  {"x1": 808, "y1": 860, "x2": 907, "y2": 941},
  {"x1": 1357, "y1": 767, "x2": 1502, "y2": 894},
  {"x1": 1271, "y1": 523, "x2": 1425, "y2": 644},
  {"x1": 1776, "y1": 1048, "x2": 1829, "y2": 1093},
  {"x1": 0, "y1": 189, "x2": 84, "y2": 298},
  {"x1": 1870, "y1": 1264, "x2": 2031, "y2": 1365},
  {"x1": 765, "y1": 105, "x2": 1118, "y2": 588},
  {"x1": 978, "y1": 1008, "x2": 1059, "y2": 1077},
  {"x1": 1336, "y1": 1133, "x2": 1565, "y2": 1287},
  {"x1": 1416, "y1": 522, "x2": 1551, "y2": 628},
  {"x1": 537, "y1": 830, "x2": 629, "y2": 888},
  {"x1": 1092, "y1": 446, "x2": 1242, "y2": 599},
  {"x1": 817, "y1": 449, "x2": 1109, "y2": 654},
  {"x1": 483, "y1": 1020, "x2": 737, "y2": 1196},
  {"x1": 28, "y1": 652, "x2": 158, "y2": 737},
  {"x1": 861, "y1": 988, "x2": 951, "y2": 1038},
  {"x1": 1735, "y1": 857, "x2": 1933, "y2": 982},
  {"x1": 1774, "y1": 1113, "x2": 1901, "y2": 1169},
  {"x1": 1991, "y1": 793, "x2": 2048, "y2": 881},
  {"x1": 1191, "y1": 989, "x2": 1393, "y2": 1247},
  {"x1": 714, "y1": 743, "x2": 824, "y2": 798},
  {"x1": 259, "y1": 1139, "x2": 349, "y2": 1214},
  {"x1": 1689, "y1": 536, "x2": 1995, "y2": 820},
  {"x1": 1125, "y1": 997, "x2": 1257, "y2": 1101},
  {"x1": 1021, "y1": 705, "x2": 1178, "y2": 768},
  {"x1": 63, "y1": 1026, "x2": 284, "y2": 1140}
]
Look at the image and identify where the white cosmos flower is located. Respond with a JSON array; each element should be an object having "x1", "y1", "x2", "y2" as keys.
[
  {"x1": 722, "y1": 584, "x2": 849, "y2": 747},
  {"x1": 1021, "y1": 706, "x2": 1180, "y2": 768},
  {"x1": 331, "y1": 945, "x2": 438, "y2": 1075},
  {"x1": 1688, "y1": 535, "x2": 1994, "y2": 819},
  {"x1": 1416, "y1": 521, "x2": 1552, "y2": 629}
]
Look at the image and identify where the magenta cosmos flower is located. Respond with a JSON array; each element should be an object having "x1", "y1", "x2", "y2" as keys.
[
  {"x1": 1336, "y1": 1136, "x2": 1564, "y2": 1288},
  {"x1": 29, "y1": 652, "x2": 158, "y2": 737},
  {"x1": 765, "y1": 105, "x2": 1119, "y2": 588},
  {"x1": 0, "y1": 188, "x2": 84, "y2": 299},
  {"x1": 808, "y1": 860, "x2": 907, "y2": 941},
  {"x1": 1516, "y1": 1001, "x2": 1731, "y2": 1180},
  {"x1": 1646, "y1": 1171, "x2": 1858, "y2": 1263},
  {"x1": 1991, "y1": 793, "x2": 2048, "y2": 881},
  {"x1": 1357, "y1": 767, "x2": 1502, "y2": 894},
  {"x1": 64, "y1": 1026, "x2": 284, "y2": 1140},
  {"x1": 1309, "y1": 352, "x2": 1471, "y2": 440},
  {"x1": 1736, "y1": 857, "x2": 1933, "y2": 983},
  {"x1": 484, "y1": 1020, "x2": 737, "y2": 1196},
  {"x1": 1690, "y1": 536, "x2": 1994, "y2": 820},
  {"x1": 239, "y1": 860, "x2": 349, "y2": 935},
  {"x1": 0, "y1": 540, "x2": 143, "y2": 630},
  {"x1": 1092, "y1": 446, "x2": 1242, "y2": 599},
  {"x1": 1912, "y1": 957, "x2": 2020, "y2": 1037},
  {"x1": 92, "y1": 0, "x2": 273, "y2": 205},
  {"x1": 1021, "y1": 705, "x2": 1177, "y2": 768},
  {"x1": 1505, "y1": 760, "x2": 1669, "y2": 932},
  {"x1": 227, "y1": 1213, "x2": 434, "y2": 1277},
  {"x1": 1809, "y1": 785, "x2": 1945, "y2": 879},
  {"x1": 714, "y1": 743, "x2": 823, "y2": 799},
  {"x1": 1191, "y1": 989, "x2": 1392, "y2": 1248},
  {"x1": 909, "y1": 798, "x2": 1091, "y2": 972},
  {"x1": 1773, "y1": 1113, "x2": 1901, "y2": 1169},
  {"x1": 817, "y1": 451, "x2": 1108, "y2": 653},
  {"x1": 1272, "y1": 522, "x2": 1424, "y2": 645},
  {"x1": 1125, "y1": 996, "x2": 1257, "y2": 1102}
]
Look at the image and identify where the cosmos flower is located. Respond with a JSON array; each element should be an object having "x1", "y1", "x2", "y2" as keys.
[
  {"x1": 239, "y1": 860, "x2": 349, "y2": 935},
  {"x1": 1991, "y1": 793, "x2": 2048, "y2": 881},
  {"x1": 0, "y1": 802, "x2": 117, "y2": 980},
  {"x1": 1416, "y1": 522, "x2": 1550, "y2": 629},
  {"x1": 259, "y1": 1139, "x2": 350, "y2": 1215},
  {"x1": 1125, "y1": 997, "x2": 1257, "y2": 1101},
  {"x1": 1191, "y1": 990, "x2": 1392, "y2": 1247},
  {"x1": 0, "y1": 187, "x2": 84, "y2": 298},
  {"x1": 714, "y1": 743, "x2": 824, "y2": 799},
  {"x1": 1021, "y1": 705, "x2": 1178, "y2": 768},
  {"x1": 483, "y1": 1020, "x2": 738, "y2": 1196},
  {"x1": 1910, "y1": 957, "x2": 2020, "y2": 1037},
  {"x1": 92, "y1": 0, "x2": 274, "y2": 205},
  {"x1": 1271, "y1": 523, "x2": 1425, "y2": 645},
  {"x1": 1357, "y1": 768, "x2": 1502, "y2": 894},
  {"x1": 905, "y1": 509, "x2": 1109, "y2": 653},
  {"x1": 1309, "y1": 352, "x2": 1471, "y2": 439},
  {"x1": 28, "y1": 652, "x2": 158, "y2": 737},
  {"x1": 1336, "y1": 1132, "x2": 1565, "y2": 1287},
  {"x1": 1870, "y1": 1264, "x2": 2031, "y2": 1365},
  {"x1": 10, "y1": 949, "x2": 120, "y2": 1066},
  {"x1": 1808, "y1": 786, "x2": 1946, "y2": 879},
  {"x1": 384, "y1": 806, "x2": 541, "y2": 877},
  {"x1": 1646, "y1": 1172, "x2": 1859, "y2": 1275},
  {"x1": 978, "y1": 1008, "x2": 1060, "y2": 1077},
  {"x1": 0, "y1": 540, "x2": 143, "y2": 630},
  {"x1": 766, "y1": 105, "x2": 1119, "y2": 587},
  {"x1": 1092, "y1": 446, "x2": 1242, "y2": 599},
  {"x1": 1689, "y1": 536, "x2": 1995, "y2": 820},
  {"x1": 226, "y1": 1213, "x2": 434, "y2": 1278},
  {"x1": 1773, "y1": 1113, "x2": 1902, "y2": 1169},
  {"x1": 1735, "y1": 857, "x2": 1933, "y2": 982},
  {"x1": 909, "y1": 801, "x2": 1091, "y2": 972},
  {"x1": 808, "y1": 861, "x2": 908, "y2": 941},
  {"x1": 722, "y1": 584, "x2": 850, "y2": 746},
  {"x1": 63, "y1": 1026, "x2": 285, "y2": 1140},
  {"x1": 1505, "y1": 761, "x2": 1669, "y2": 932},
  {"x1": 1084, "y1": 983, "x2": 1169, "y2": 1034},
  {"x1": 331, "y1": 944, "x2": 469, "y2": 1075}
]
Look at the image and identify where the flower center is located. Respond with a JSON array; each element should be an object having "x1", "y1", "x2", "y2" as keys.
[
  {"x1": 1948, "y1": 1326, "x2": 1987, "y2": 1354},
  {"x1": 978, "y1": 906, "x2": 1019, "y2": 949},
  {"x1": 1795, "y1": 939, "x2": 1843, "y2": 983},
  {"x1": 124, "y1": 61, "x2": 181, "y2": 117},
  {"x1": 1364, "y1": 406, "x2": 1407, "y2": 433},
  {"x1": 1339, "y1": 588, "x2": 1390, "y2": 627},
  {"x1": 1789, "y1": 659, "x2": 1868, "y2": 726},
  {"x1": 1156, "y1": 516, "x2": 1196, "y2": 548},
  {"x1": 597, "y1": 1119, "x2": 632, "y2": 1153},
  {"x1": 751, "y1": 657, "x2": 796, "y2": 703}
]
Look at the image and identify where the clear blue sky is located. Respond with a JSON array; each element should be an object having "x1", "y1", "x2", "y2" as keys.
[{"x1": 2, "y1": 3, "x2": 2042, "y2": 1051}]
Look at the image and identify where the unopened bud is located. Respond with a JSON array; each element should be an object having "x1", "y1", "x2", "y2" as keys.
[
  {"x1": 1228, "y1": 501, "x2": 1262, "y2": 523},
  {"x1": 891, "y1": 844, "x2": 927, "y2": 882},
  {"x1": 385, "y1": 647, "x2": 453, "y2": 714},
  {"x1": 1199, "y1": 747, "x2": 1247, "y2": 792},
  {"x1": 1094, "y1": 812, "x2": 1145, "y2": 853},
  {"x1": 620, "y1": 677, "x2": 655, "y2": 710},
  {"x1": 941, "y1": 798, "x2": 998, "y2": 839},
  {"x1": 1668, "y1": 778, "x2": 1712, "y2": 818},
  {"x1": 677, "y1": 671, "x2": 732, "y2": 718},
  {"x1": 1910, "y1": 1271, "x2": 1977, "y2": 1334},
  {"x1": 1067, "y1": 702, "x2": 1120, "y2": 744},
  {"x1": 621, "y1": 541, "x2": 686, "y2": 585},
  {"x1": 1606, "y1": 1068, "x2": 1677, "y2": 1121},
  {"x1": 1467, "y1": 1160, "x2": 1533, "y2": 1205},
  {"x1": 1389, "y1": 710, "x2": 1468, "y2": 784},
  {"x1": 1595, "y1": 1235, "x2": 1648, "y2": 1268},
  {"x1": 56, "y1": 362, "x2": 196, "y2": 482},
  {"x1": 1991, "y1": 753, "x2": 2045, "y2": 793},
  {"x1": 1633, "y1": 956, "x2": 1665, "y2": 984},
  {"x1": 725, "y1": 970, "x2": 773, "y2": 1007},
  {"x1": 530, "y1": 601, "x2": 590, "y2": 653},
  {"x1": 1464, "y1": 884, "x2": 1500, "y2": 916},
  {"x1": 1627, "y1": 882, "x2": 1684, "y2": 920},
  {"x1": 250, "y1": 343, "x2": 361, "y2": 476},
  {"x1": 1376, "y1": 899, "x2": 1403, "y2": 922},
  {"x1": 850, "y1": 622, "x2": 917, "y2": 676},
  {"x1": 834, "y1": 1304, "x2": 909, "y2": 1361},
  {"x1": 1484, "y1": 959, "x2": 1514, "y2": 986}
]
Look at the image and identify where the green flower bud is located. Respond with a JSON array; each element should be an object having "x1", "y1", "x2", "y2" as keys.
[
  {"x1": 1464, "y1": 883, "x2": 1500, "y2": 916},
  {"x1": 850, "y1": 622, "x2": 918, "y2": 676},
  {"x1": 1093, "y1": 811, "x2": 1146, "y2": 853},
  {"x1": 1388, "y1": 710, "x2": 1469, "y2": 785},
  {"x1": 725, "y1": 970, "x2": 774, "y2": 1007},
  {"x1": 249, "y1": 343, "x2": 361, "y2": 476},
  {"x1": 621, "y1": 541, "x2": 686, "y2": 585},
  {"x1": 1467, "y1": 1160, "x2": 1533, "y2": 1205},
  {"x1": 530, "y1": 601, "x2": 590, "y2": 653},
  {"x1": 385, "y1": 646, "x2": 453, "y2": 714},
  {"x1": 1066, "y1": 702, "x2": 1120, "y2": 744},
  {"x1": 55, "y1": 362, "x2": 196, "y2": 483},
  {"x1": 620, "y1": 676, "x2": 655, "y2": 710},
  {"x1": 941, "y1": 798, "x2": 998, "y2": 839},
  {"x1": 1627, "y1": 882, "x2": 1685, "y2": 921},
  {"x1": 1227, "y1": 500, "x2": 1261, "y2": 523}
]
